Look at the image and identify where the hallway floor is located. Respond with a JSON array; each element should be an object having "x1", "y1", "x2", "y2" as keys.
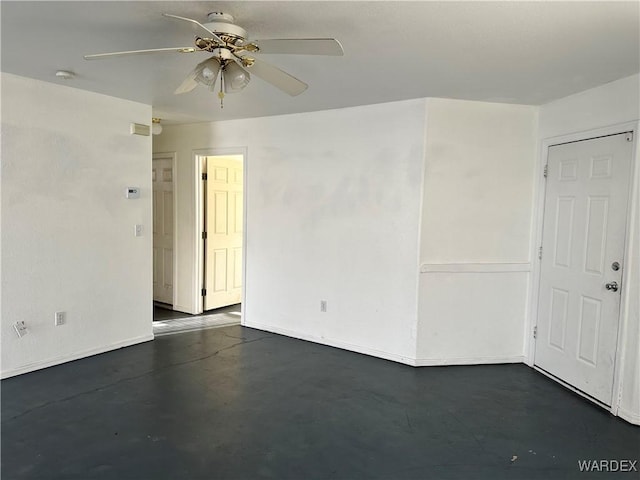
[
  {"x1": 153, "y1": 303, "x2": 241, "y2": 321},
  {"x1": 2, "y1": 326, "x2": 639, "y2": 479}
]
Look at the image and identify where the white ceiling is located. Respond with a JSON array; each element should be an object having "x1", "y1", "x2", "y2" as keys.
[{"x1": 2, "y1": 1, "x2": 639, "y2": 124}]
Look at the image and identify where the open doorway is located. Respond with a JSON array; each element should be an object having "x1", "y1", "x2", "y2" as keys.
[{"x1": 151, "y1": 148, "x2": 246, "y2": 336}]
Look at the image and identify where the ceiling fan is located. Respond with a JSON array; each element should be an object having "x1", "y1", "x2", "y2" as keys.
[{"x1": 84, "y1": 12, "x2": 344, "y2": 105}]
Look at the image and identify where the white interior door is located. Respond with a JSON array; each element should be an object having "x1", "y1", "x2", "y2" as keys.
[
  {"x1": 204, "y1": 155, "x2": 243, "y2": 311},
  {"x1": 152, "y1": 157, "x2": 174, "y2": 305},
  {"x1": 535, "y1": 132, "x2": 633, "y2": 405}
]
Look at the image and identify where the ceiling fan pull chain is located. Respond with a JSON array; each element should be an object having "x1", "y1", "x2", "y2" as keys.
[{"x1": 218, "y1": 70, "x2": 225, "y2": 108}]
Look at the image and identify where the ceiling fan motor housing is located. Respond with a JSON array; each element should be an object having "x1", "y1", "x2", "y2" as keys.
[
  {"x1": 211, "y1": 48, "x2": 234, "y2": 61},
  {"x1": 204, "y1": 12, "x2": 247, "y2": 44}
]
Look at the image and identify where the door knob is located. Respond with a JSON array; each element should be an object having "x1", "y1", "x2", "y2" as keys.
[{"x1": 605, "y1": 281, "x2": 619, "y2": 292}]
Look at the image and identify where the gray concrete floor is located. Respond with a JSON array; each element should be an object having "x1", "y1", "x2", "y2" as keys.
[{"x1": 2, "y1": 326, "x2": 639, "y2": 479}]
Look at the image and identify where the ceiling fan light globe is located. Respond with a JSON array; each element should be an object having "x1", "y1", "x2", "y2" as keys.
[
  {"x1": 223, "y1": 62, "x2": 250, "y2": 93},
  {"x1": 195, "y1": 58, "x2": 221, "y2": 87},
  {"x1": 202, "y1": 67, "x2": 217, "y2": 81}
]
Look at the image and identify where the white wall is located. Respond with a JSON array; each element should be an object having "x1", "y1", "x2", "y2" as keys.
[
  {"x1": 538, "y1": 73, "x2": 640, "y2": 424},
  {"x1": 416, "y1": 99, "x2": 538, "y2": 364},
  {"x1": 619, "y1": 182, "x2": 640, "y2": 424},
  {"x1": 1, "y1": 73, "x2": 154, "y2": 378},
  {"x1": 538, "y1": 74, "x2": 639, "y2": 140},
  {"x1": 154, "y1": 97, "x2": 539, "y2": 366},
  {"x1": 154, "y1": 100, "x2": 427, "y2": 363},
  {"x1": 153, "y1": 78, "x2": 638, "y2": 423}
]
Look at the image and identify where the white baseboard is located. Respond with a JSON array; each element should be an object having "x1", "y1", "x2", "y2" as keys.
[
  {"x1": 243, "y1": 320, "x2": 416, "y2": 366},
  {"x1": 413, "y1": 355, "x2": 525, "y2": 366},
  {"x1": 617, "y1": 406, "x2": 640, "y2": 426},
  {"x1": 0, "y1": 333, "x2": 155, "y2": 379},
  {"x1": 243, "y1": 320, "x2": 525, "y2": 368}
]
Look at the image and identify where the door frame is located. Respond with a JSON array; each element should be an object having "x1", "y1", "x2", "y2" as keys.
[
  {"x1": 152, "y1": 152, "x2": 178, "y2": 309},
  {"x1": 526, "y1": 121, "x2": 640, "y2": 417},
  {"x1": 192, "y1": 147, "x2": 248, "y2": 315}
]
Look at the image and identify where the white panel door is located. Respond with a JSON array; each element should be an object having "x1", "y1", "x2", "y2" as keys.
[
  {"x1": 152, "y1": 157, "x2": 174, "y2": 305},
  {"x1": 535, "y1": 132, "x2": 633, "y2": 405},
  {"x1": 204, "y1": 156, "x2": 243, "y2": 311}
]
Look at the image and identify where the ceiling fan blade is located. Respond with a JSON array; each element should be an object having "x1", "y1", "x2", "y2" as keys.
[
  {"x1": 174, "y1": 70, "x2": 199, "y2": 95},
  {"x1": 162, "y1": 13, "x2": 225, "y2": 45},
  {"x1": 251, "y1": 38, "x2": 344, "y2": 56},
  {"x1": 237, "y1": 56, "x2": 307, "y2": 96},
  {"x1": 84, "y1": 47, "x2": 197, "y2": 60}
]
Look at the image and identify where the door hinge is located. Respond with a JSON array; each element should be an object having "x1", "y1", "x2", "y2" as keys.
[
  {"x1": 538, "y1": 246, "x2": 543, "y2": 260},
  {"x1": 202, "y1": 173, "x2": 208, "y2": 181},
  {"x1": 201, "y1": 288, "x2": 207, "y2": 296},
  {"x1": 202, "y1": 231, "x2": 207, "y2": 240},
  {"x1": 533, "y1": 326, "x2": 538, "y2": 339},
  {"x1": 625, "y1": 132, "x2": 633, "y2": 142},
  {"x1": 543, "y1": 164, "x2": 548, "y2": 178}
]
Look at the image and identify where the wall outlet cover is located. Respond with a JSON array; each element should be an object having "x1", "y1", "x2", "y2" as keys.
[
  {"x1": 14, "y1": 321, "x2": 28, "y2": 337},
  {"x1": 125, "y1": 187, "x2": 140, "y2": 199}
]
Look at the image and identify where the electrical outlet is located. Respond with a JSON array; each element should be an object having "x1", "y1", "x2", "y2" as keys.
[
  {"x1": 13, "y1": 321, "x2": 28, "y2": 338},
  {"x1": 54, "y1": 311, "x2": 66, "y2": 326},
  {"x1": 320, "y1": 300, "x2": 327, "y2": 313}
]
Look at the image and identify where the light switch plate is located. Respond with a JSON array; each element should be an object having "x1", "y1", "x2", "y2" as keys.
[
  {"x1": 135, "y1": 224, "x2": 143, "y2": 237},
  {"x1": 54, "y1": 311, "x2": 66, "y2": 326}
]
